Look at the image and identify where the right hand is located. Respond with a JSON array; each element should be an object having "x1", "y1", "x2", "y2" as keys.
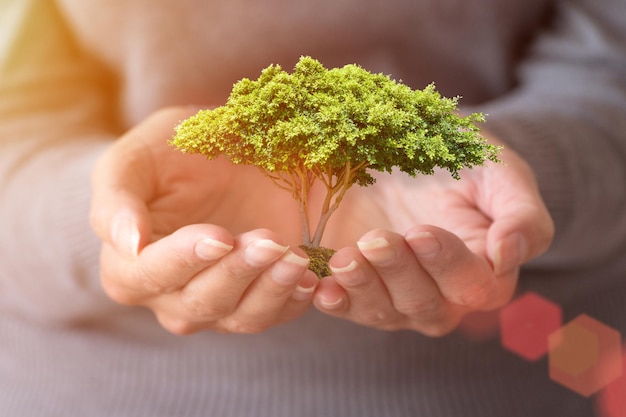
[{"x1": 90, "y1": 107, "x2": 319, "y2": 335}]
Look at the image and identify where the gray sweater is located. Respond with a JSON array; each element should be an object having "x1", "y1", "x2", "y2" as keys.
[{"x1": 1, "y1": 0, "x2": 625, "y2": 415}]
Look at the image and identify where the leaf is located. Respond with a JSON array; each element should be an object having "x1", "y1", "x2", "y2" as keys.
[{"x1": 170, "y1": 56, "x2": 502, "y2": 247}]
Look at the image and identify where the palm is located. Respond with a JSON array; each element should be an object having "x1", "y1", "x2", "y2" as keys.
[
  {"x1": 145, "y1": 146, "x2": 304, "y2": 243},
  {"x1": 148, "y1": 141, "x2": 494, "y2": 257},
  {"x1": 141, "y1": 106, "x2": 506, "y2": 257},
  {"x1": 323, "y1": 168, "x2": 493, "y2": 255}
]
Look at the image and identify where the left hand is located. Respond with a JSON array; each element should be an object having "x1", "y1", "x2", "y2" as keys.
[{"x1": 313, "y1": 133, "x2": 554, "y2": 336}]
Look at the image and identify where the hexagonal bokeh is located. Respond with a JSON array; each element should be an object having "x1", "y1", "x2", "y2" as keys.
[
  {"x1": 548, "y1": 314, "x2": 622, "y2": 397},
  {"x1": 596, "y1": 348, "x2": 626, "y2": 417},
  {"x1": 499, "y1": 292, "x2": 563, "y2": 361}
]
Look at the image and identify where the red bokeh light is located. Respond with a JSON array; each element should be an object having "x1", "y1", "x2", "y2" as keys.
[
  {"x1": 597, "y1": 348, "x2": 626, "y2": 417},
  {"x1": 548, "y1": 314, "x2": 622, "y2": 397},
  {"x1": 499, "y1": 292, "x2": 563, "y2": 361}
]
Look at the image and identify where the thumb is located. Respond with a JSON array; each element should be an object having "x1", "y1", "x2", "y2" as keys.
[
  {"x1": 90, "y1": 107, "x2": 202, "y2": 256},
  {"x1": 488, "y1": 208, "x2": 553, "y2": 275},
  {"x1": 90, "y1": 148, "x2": 152, "y2": 258},
  {"x1": 481, "y1": 147, "x2": 554, "y2": 275}
]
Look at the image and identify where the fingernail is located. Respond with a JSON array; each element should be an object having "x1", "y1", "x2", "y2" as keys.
[
  {"x1": 111, "y1": 214, "x2": 140, "y2": 257},
  {"x1": 244, "y1": 239, "x2": 289, "y2": 267},
  {"x1": 292, "y1": 283, "x2": 316, "y2": 301},
  {"x1": 356, "y1": 237, "x2": 395, "y2": 265},
  {"x1": 320, "y1": 297, "x2": 344, "y2": 310},
  {"x1": 494, "y1": 233, "x2": 528, "y2": 275},
  {"x1": 406, "y1": 231, "x2": 441, "y2": 258},
  {"x1": 329, "y1": 260, "x2": 358, "y2": 274},
  {"x1": 271, "y1": 251, "x2": 310, "y2": 285},
  {"x1": 330, "y1": 260, "x2": 367, "y2": 286},
  {"x1": 195, "y1": 238, "x2": 233, "y2": 261},
  {"x1": 356, "y1": 237, "x2": 390, "y2": 251}
]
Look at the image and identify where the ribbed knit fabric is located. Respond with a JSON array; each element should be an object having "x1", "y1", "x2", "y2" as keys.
[
  {"x1": 3, "y1": 305, "x2": 616, "y2": 417},
  {"x1": 1, "y1": 0, "x2": 625, "y2": 416}
]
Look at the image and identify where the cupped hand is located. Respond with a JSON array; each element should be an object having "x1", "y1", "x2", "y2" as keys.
[
  {"x1": 90, "y1": 107, "x2": 318, "y2": 335},
  {"x1": 313, "y1": 133, "x2": 555, "y2": 336},
  {"x1": 91, "y1": 106, "x2": 553, "y2": 337}
]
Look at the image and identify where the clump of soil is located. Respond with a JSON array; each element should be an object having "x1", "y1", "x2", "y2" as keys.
[{"x1": 299, "y1": 245, "x2": 337, "y2": 278}]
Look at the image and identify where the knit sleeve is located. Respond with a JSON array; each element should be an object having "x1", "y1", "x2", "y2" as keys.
[
  {"x1": 473, "y1": 0, "x2": 626, "y2": 270},
  {"x1": 0, "y1": 0, "x2": 120, "y2": 324}
]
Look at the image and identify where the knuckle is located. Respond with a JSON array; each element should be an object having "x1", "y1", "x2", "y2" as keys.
[
  {"x1": 350, "y1": 312, "x2": 411, "y2": 332},
  {"x1": 397, "y1": 296, "x2": 442, "y2": 318},
  {"x1": 419, "y1": 323, "x2": 457, "y2": 338},
  {"x1": 218, "y1": 259, "x2": 255, "y2": 282},
  {"x1": 100, "y1": 263, "x2": 170, "y2": 304},
  {"x1": 180, "y1": 287, "x2": 229, "y2": 318},
  {"x1": 101, "y1": 280, "x2": 142, "y2": 306},
  {"x1": 133, "y1": 262, "x2": 169, "y2": 294},
  {"x1": 170, "y1": 245, "x2": 207, "y2": 271},
  {"x1": 182, "y1": 295, "x2": 231, "y2": 319},
  {"x1": 409, "y1": 313, "x2": 463, "y2": 338},
  {"x1": 221, "y1": 318, "x2": 269, "y2": 334},
  {"x1": 158, "y1": 317, "x2": 198, "y2": 336},
  {"x1": 455, "y1": 282, "x2": 493, "y2": 308},
  {"x1": 482, "y1": 284, "x2": 516, "y2": 310},
  {"x1": 354, "y1": 310, "x2": 391, "y2": 327},
  {"x1": 257, "y1": 277, "x2": 295, "y2": 300}
]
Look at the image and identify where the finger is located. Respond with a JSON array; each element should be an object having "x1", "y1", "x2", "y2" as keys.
[
  {"x1": 404, "y1": 225, "x2": 513, "y2": 310},
  {"x1": 90, "y1": 107, "x2": 201, "y2": 256},
  {"x1": 353, "y1": 230, "x2": 456, "y2": 327},
  {"x1": 314, "y1": 275, "x2": 349, "y2": 313},
  {"x1": 478, "y1": 146, "x2": 555, "y2": 274},
  {"x1": 218, "y1": 250, "x2": 318, "y2": 333},
  {"x1": 148, "y1": 261, "x2": 319, "y2": 336},
  {"x1": 320, "y1": 246, "x2": 406, "y2": 330},
  {"x1": 99, "y1": 224, "x2": 234, "y2": 304},
  {"x1": 90, "y1": 181, "x2": 149, "y2": 258},
  {"x1": 179, "y1": 229, "x2": 288, "y2": 318},
  {"x1": 487, "y1": 203, "x2": 553, "y2": 275}
]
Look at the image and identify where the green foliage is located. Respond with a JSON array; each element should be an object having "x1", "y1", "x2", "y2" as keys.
[
  {"x1": 171, "y1": 56, "x2": 501, "y2": 251},
  {"x1": 172, "y1": 56, "x2": 499, "y2": 184}
]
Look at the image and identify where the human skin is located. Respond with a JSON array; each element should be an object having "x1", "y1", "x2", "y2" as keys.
[
  {"x1": 316, "y1": 146, "x2": 553, "y2": 335},
  {"x1": 90, "y1": 106, "x2": 554, "y2": 336}
]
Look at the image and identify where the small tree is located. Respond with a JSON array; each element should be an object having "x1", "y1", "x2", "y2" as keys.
[{"x1": 171, "y1": 56, "x2": 501, "y2": 275}]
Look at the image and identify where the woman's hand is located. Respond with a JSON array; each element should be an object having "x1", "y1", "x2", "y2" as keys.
[
  {"x1": 90, "y1": 107, "x2": 319, "y2": 335},
  {"x1": 91, "y1": 106, "x2": 553, "y2": 337},
  {"x1": 313, "y1": 133, "x2": 554, "y2": 336}
]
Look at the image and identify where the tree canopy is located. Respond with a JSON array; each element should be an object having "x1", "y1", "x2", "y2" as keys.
[{"x1": 171, "y1": 56, "x2": 501, "y2": 250}]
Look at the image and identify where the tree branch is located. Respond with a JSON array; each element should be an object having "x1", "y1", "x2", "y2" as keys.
[
  {"x1": 294, "y1": 164, "x2": 313, "y2": 246},
  {"x1": 311, "y1": 160, "x2": 354, "y2": 247}
]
